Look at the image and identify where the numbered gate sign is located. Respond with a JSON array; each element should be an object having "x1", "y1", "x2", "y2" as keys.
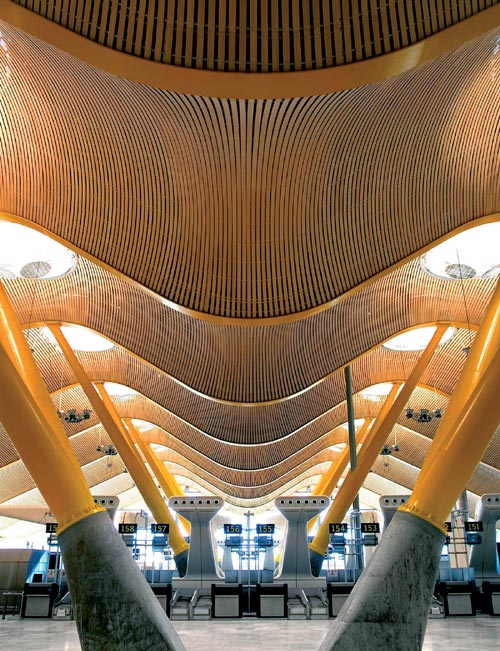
[
  {"x1": 329, "y1": 522, "x2": 348, "y2": 534},
  {"x1": 151, "y1": 523, "x2": 170, "y2": 534},
  {"x1": 223, "y1": 523, "x2": 243, "y2": 534},
  {"x1": 118, "y1": 523, "x2": 138, "y2": 534}
]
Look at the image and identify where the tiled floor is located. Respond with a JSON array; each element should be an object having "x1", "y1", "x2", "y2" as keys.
[{"x1": 0, "y1": 617, "x2": 499, "y2": 650}]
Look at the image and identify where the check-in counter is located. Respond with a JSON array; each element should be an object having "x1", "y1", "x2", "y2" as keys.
[
  {"x1": 256, "y1": 583, "x2": 288, "y2": 618},
  {"x1": 437, "y1": 581, "x2": 476, "y2": 616},
  {"x1": 21, "y1": 583, "x2": 59, "y2": 618},
  {"x1": 482, "y1": 581, "x2": 500, "y2": 616},
  {"x1": 211, "y1": 583, "x2": 243, "y2": 618},
  {"x1": 327, "y1": 582, "x2": 353, "y2": 617}
]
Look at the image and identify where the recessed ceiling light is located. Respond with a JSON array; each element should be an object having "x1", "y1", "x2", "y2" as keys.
[
  {"x1": 0, "y1": 221, "x2": 77, "y2": 279},
  {"x1": 383, "y1": 325, "x2": 456, "y2": 352},
  {"x1": 103, "y1": 382, "x2": 137, "y2": 401},
  {"x1": 421, "y1": 222, "x2": 500, "y2": 280},
  {"x1": 41, "y1": 325, "x2": 115, "y2": 352},
  {"x1": 360, "y1": 383, "x2": 394, "y2": 402}
]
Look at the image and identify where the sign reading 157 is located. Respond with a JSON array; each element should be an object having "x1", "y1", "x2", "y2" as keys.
[{"x1": 151, "y1": 524, "x2": 170, "y2": 534}]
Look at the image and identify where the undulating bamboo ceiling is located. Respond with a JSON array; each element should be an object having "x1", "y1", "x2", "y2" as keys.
[{"x1": 0, "y1": 3, "x2": 499, "y2": 513}]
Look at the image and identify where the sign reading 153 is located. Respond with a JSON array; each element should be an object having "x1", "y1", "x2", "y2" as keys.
[{"x1": 361, "y1": 523, "x2": 380, "y2": 534}]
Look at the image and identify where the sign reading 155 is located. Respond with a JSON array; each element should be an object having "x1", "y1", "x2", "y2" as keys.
[
  {"x1": 118, "y1": 523, "x2": 137, "y2": 534},
  {"x1": 256, "y1": 524, "x2": 275, "y2": 534}
]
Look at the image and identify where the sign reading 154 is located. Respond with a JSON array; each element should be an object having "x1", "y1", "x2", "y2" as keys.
[{"x1": 329, "y1": 523, "x2": 348, "y2": 533}]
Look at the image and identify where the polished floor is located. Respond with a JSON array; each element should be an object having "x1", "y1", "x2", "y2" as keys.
[{"x1": 0, "y1": 617, "x2": 499, "y2": 650}]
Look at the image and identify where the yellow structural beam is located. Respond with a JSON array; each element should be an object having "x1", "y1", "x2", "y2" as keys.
[
  {"x1": 402, "y1": 343, "x2": 500, "y2": 530},
  {"x1": 416, "y1": 279, "x2": 500, "y2": 490},
  {"x1": 401, "y1": 280, "x2": 500, "y2": 530},
  {"x1": 315, "y1": 419, "x2": 373, "y2": 497},
  {"x1": 124, "y1": 419, "x2": 190, "y2": 533},
  {"x1": 0, "y1": 284, "x2": 102, "y2": 531},
  {"x1": 48, "y1": 324, "x2": 189, "y2": 556},
  {"x1": 307, "y1": 419, "x2": 372, "y2": 534},
  {"x1": 309, "y1": 324, "x2": 447, "y2": 557}
]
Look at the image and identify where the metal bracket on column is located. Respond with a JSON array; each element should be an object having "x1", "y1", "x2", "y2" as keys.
[
  {"x1": 92, "y1": 496, "x2": 120, "y2": 520},
  {"x1": 379, "y1": 495, "x2": 411, "y2": 528},
  {"x1": 469, "y1": 493, "x2": 500, "y2": 585},
  {"x1": 169, "y1": 496, "x2": 224, "y2": 588},
  {"x1": 276, "y1": 495, "x2": 330, "y2": 587}
]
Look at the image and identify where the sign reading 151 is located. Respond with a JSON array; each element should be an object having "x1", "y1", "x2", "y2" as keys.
[{"x1": 118, "y1": 523, "x2": 138, "y2": 534}]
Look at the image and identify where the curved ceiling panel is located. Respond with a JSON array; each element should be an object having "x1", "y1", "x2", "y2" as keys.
[
  {"x1": 0, "y1": 22, "x2": 500, "y2": 319},
  {"x1": 10, "y1": 0, "x2": 499, "y2": 72}
]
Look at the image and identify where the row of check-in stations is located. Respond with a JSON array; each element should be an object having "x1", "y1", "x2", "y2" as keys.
[{"x1": 20, "y1": 492, "x2": 500, "y2": 621}]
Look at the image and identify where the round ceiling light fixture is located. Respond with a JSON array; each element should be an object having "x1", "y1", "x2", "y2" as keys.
[
  {"x1": 0, "y1": 221, "x2": 77, "y2": 279},
  {"x1": 383, "y1": 325, "x2": 456, "y2": 352},
  {"x1": 41, "y1": 325, "x2": 115, "y2": 352},
  {"x1": 421, "y1": 222, "x2": 500, "y2": 280}
]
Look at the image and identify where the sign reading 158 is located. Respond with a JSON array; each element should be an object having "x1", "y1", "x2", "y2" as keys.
[{"x1": 118, "y1": 523, "x2": 137, "y2": 534}]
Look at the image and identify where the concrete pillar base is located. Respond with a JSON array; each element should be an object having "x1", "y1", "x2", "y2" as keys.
[
  {"x1": 58, "y1": 511, "x2": 185, "y2": 651},
  {"x1": 320, "y1": 511, "x2": 445, "y2": 651}
]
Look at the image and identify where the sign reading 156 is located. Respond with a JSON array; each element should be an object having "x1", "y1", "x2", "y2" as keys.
[{"x1": 223, "y1": 524, "x2": 243, "y2": 534}]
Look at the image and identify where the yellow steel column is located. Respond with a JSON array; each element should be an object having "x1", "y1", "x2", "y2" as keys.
[
  {"x1": 307, "y1": 419, "x2": 372, "y2": 534},
  {"x1": 401, "y1": 343, "x2": 500, "y2": 530},
  {"x1": 416, "y1": 279, "x2": 500, "y2": 489},
  {"x1": 124, "y1": 419, "x2": 190, "y2": 532},
  {"x1": 309, "y1": 324, "x2": 447, "y2": 557},
  {"x1": 315, "y1": 419, "x2": 372, "y2": 497},
  {"x1": 0, "y1": 285, "x2": 102, "y2": 531},
  {"x1": 47, "y1": 324, "x2": 189, "y2": 557}
]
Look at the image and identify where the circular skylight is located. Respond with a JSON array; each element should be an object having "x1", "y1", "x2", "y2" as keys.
[
  {"x1": 383, "y1": 325, "x2": 456, "y2": 351},
  {"x1": 0, "y1": 221, "x2": 77, "y2": 279},
  {"x1": 41, "y1": 325, "x2": 115, "y2": 352},
  {"x1": 131, "y1": 418, "x2": 155, "y2": 432},
  {"x1": 360, "y1": 383, "x2": 394, "y2": 402},
  {"x1": 103, "y1": 382, "x2": 137, "y2": 401},
  {"x1": 421, "y1": 222, "x2": 500, "y2": 280}
]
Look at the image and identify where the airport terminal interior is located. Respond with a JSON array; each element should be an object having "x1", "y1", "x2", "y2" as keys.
[{"x1": 0, "y1": 1, "x2": 500, "y2": 650}]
